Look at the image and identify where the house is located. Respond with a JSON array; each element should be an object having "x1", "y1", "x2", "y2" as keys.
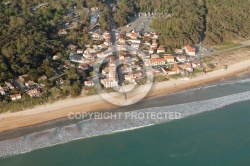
[
  {"x1": 84, "y1": 80, "x2": 94, "y2": 87},
  {"x1": 58, "y1": 29, "x2": 68, "y2": 35},
  {"x1": 27, "y1": 89, "x2": 41, "y2": 97},
  {"x1": 175, "y1": 49, "x2": 183, "y2": 54},
  {"x1": 128, "y1": 39, "x2": 141, "y2": 44},
  {"x1": 103, "y1": 32, "x2": 111, "y2": 41},
  {"x1": 124, "y1": 74, "x2": 136, "y2": 83},
  {"x1": 130, "y1": 32, "x2": 139, "y2": 39},
  {"x1": 18, "y1": 74, "x2": 28, "y2": 82},
  {"x1": 145, "y1": 58, "x2": 165, "y2": 67},
  {"x1": 157, "y1": 46, "x2": 165, "y2": 53},
  {"x1": 111, "y1": 7, "x2": 118, "y2": 13},
  {"x1": 151, "y1": 58, "x2": 165, "y2": 66},
  {"x1": 178, "y1": 63, "x2": 193, "y2": 72},
  {"x1": 97, "y1": 44, "x2": 106, "y2": 50},
  {"x1": 184, "y1": 45, "x2": 196, "y2": 56},
  {"x1": 164, "y1": 55, "x2": 175, "y2": 63},
  {"x1": 10, "y1": 94, "x2": 22, "y2": 101},
  {"x1": 192, "y1": 62, "x2": 202, "y2": 69},
  {"x1": 68, "y1": 44, "x2": 77, "y2": 50},
  {"x1": 0, "y1": 86, "x2": 5, "y2": 95},
  {"x1": 104, "y1": 41, "x2": 111, "y2": 46},
  {"x1": 77, "y1": 49, "x2": 84, "y2": 54},
  {"x1": 5, "y1": 82, "x2": 14, "y2": 89},
  {"x1": 92, "y1": 32, "x2": 102, "y2": 40},
  {"x1": 151, "y1": 32, "x2": 159, "y2": 39},
  {"x1": 152, "y1": 39, "x2": 158, "y2": 47},
  {"x1": 102, "y1": 66, "x2": 110, "y2": 75},
  {"x1": 84, "y1": 48, "x2": 97, "y2": 54},
  {"x1": 131, "y1": 43, "x2": 140, "y2": 49},
  {"x1": 149, "y1": 46, "x2": 155, "y2": 54},
  {"x1": 69, "y1": 53, "x2": 85, "y2": 63},
  {"x1": 101, "y1": 78, "x2": 118, "y2": 88},
  {"x1": 25, "y1": 81, "x2": 36, "y2": 88},
  {"x1": 161, "y1": 63, "x2": 180, "y2": 75},
  {"x1": 153, "y1": 68, "x2": 164, "y2": 76},
  {"x1": 143, "y1": 40, "x2": 151, "y2": 46},
  {"x1": 52, "y1": 55, "x2": 59, "y2": 60},
  {"x1": 151, "y1": 54, "x2": 160, "y2": 59},
  {"x1": 39, "y1": 75, "x2": 47, "y2": 81},
  {"x1": 79, "y1": 63, "x2": 89, "y2": 70},
  {"x1": 176, "y1": 56, "x2": 187, "y2": 62}
]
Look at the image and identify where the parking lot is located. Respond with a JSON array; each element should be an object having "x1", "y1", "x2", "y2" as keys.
[{"x1": 119, "y1": 14, "x2": 157, "y2": 33}]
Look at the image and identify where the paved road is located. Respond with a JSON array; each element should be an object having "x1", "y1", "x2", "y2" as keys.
[
  {"x1": 106, "y1": 0, "x2": 124, "y2": 86},
  {"x1": 190, "y1": 39, "x2": 250, "y2": 63}
]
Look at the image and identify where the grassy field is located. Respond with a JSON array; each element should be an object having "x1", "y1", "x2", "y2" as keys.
[{"x1": 212, "y1": 41, "x2": 242, "y2": 51}]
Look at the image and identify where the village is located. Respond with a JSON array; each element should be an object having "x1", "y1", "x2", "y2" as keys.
[{"x1": 0, "y1": 1, "x2": 204, "y2": 104}]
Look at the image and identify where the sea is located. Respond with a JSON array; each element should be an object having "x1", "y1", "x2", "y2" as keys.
[{"x1": 0, "y1": 72, "x2": 250, "y2": 166}]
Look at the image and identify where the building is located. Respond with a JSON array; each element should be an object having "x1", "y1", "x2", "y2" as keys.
[
  {"x1": 84, "y1": 80, "x2": 94, "y2": 87},
  {"x1": 145, "y1": 58, "x2": 165, "y2": 67},
  {"x1": 184, "y1": 45, "x2": 196, "y2": 56},
  {"x1": 25, "y1": 81, "x2": 36, "y2": 88},
  {"x1": 151, "y1": 54, "x2": 160, "y2": 59},
  {"x1": 58, "y1": 29, "x2": 68, "y2": 35},
  {"x1": 157, "y1": 46, "x2": 165, "y2": 53},
  {"x1": 27, "y1": 89, "x2": 41, "y2": 98},
  {"x1": 150, "y1": 58, "x2": 166, "y2": 66},
  {"x1": 176, "y1": 56, "x2": 187, "y2": 62},
  {"x1": 103, "y1": 32, "x2": 111, "y2": 41},
  {"x1": 161, "y1": 63, "x2": 180, "y2": 75},
  {"x1": 124, "y1": 74, "x2": 136, "y2": 83},
  {"x1": 0, "y1": 86, "x2": 5, "y2": 95},
  {"x1": 39, "y1": 75, "x2": 47, "y2": 81},
  {"x1": 149, "y1": 46, "x2": 155, "y2": 54},
  {"x1": 131, "y1": 43, "x2": 140, "y2": 49},
  {"x1": 178, "y1": 63, "x2": 193, "y2": 72},
  {"x1": 10, "y1": 94, "x2": 22, "y2": 101},
  {"x1": 152, "y1": 39, "x2": 158, "y2": 47},
  {"x1": 77, "y1": 49, "x2": 84, "y2": 54},
  {"x1": 164, "y1": 55, "x2": 175, "y2": 63},
  {"x1": 101, "y1": 78, "x2": 118, "y2": 88},
  {"x1": 5, "y1": 82, "x2": 14, "y2": 89}
]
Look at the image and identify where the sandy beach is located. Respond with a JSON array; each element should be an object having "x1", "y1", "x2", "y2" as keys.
[{"x1": 1, "y1": 59, "x2": 250, "y2": 133}]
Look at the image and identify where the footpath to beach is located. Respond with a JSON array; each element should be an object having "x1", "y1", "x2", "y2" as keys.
[{"x1": 1, "y1": 59, "x2": 250, "y2": 132}]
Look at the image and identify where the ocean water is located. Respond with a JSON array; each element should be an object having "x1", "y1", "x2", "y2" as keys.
[
  {"x1": 0, "y1": 74, "x2": 250, "y2": 165},
  {"x1": 1, "y1": 100, "x2": 250, "y2": 166}
]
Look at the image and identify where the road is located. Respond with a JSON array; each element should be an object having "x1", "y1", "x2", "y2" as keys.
[
  {"x1": 197, "y1": 39, "x2": 250, "y2": 59},
  {"x1": 106, "y1": 0, "x2": 124, "y2": 86}
]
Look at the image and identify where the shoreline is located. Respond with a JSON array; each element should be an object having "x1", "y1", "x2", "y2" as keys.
[{"x1": 1, "y1": 59, "x2": 250, "y2": 133}]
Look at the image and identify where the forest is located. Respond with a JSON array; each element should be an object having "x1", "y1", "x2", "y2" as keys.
[{"x1": 119, "y1": 0, "x2": 250, "y2": 49}]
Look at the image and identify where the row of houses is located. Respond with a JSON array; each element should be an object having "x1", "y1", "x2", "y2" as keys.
[{"x1": 0, "y1": 74, "x2": 45, "y2": 101}]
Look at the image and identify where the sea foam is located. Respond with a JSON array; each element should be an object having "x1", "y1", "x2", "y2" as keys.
[{"x1": 1, "y1": 91, "x2": 250, "y2": 158}]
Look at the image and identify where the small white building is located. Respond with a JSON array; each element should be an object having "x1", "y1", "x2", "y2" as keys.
[
  {"x1": 84, "y1": 80, "x2": 94, "y2": 87},
  {"x1": 176, "y1": 56, "x2": 187, "y2": 62},
  {"x1": 101, "y1": 78, "x2": 118, "y2": 88},
  {"x1": 164, "y1": 55, "x2": 175, "y2": 63},
  {"x1": 10, "y1": 94, "x2": 22, "y2": 101}
]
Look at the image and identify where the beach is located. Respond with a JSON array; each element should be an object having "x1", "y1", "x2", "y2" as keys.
[{"x1": 1, "y1": 58, "x2": 250, "y2": 133}]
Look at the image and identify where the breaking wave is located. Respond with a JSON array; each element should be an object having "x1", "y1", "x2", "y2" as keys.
[{"x1": 1, "y1": 90, "x2": 250, "y2": 158}]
